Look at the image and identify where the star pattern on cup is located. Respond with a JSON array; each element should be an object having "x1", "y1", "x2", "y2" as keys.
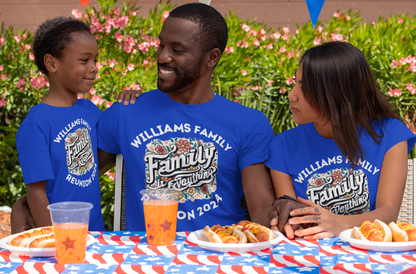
[
  {"x1": 160, "y1": 220, "x2": 172, "y2": 232},
  {"x1": 62, "y1": 237, "x2": 76, "y2": 250}
]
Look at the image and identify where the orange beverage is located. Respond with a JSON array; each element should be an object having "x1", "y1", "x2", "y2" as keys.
[
  {"x1": 143, "y1": 200, "x2": 178, "y2": 246},
  {"x1": 54, "y1": 223, "x2": 88, "y2": 264}
]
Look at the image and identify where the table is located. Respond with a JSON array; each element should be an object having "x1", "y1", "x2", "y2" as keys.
[{"x1": 1, "y1": 231, "x2": 416, "y2": 273}]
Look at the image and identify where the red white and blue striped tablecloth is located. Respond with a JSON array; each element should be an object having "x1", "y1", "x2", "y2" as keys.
[{"x1": 0, "y1": 231, "x2": 416, "y2": 274}]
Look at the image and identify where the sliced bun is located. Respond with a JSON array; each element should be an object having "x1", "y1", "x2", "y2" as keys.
[
  {"x1": 352, "y1": 220, "x2": 392, "y2": 242},
  {"x1": 389, "y1": 222, "x2": 408, "y2": 242},
  {"x1": 374, "y1": 219, "x2": 392, "y2": 242}
]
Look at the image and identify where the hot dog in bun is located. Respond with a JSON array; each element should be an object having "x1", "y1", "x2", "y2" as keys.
[
  {"x1": 8, "y1": 227, "x2": 55, "y2": 248},
  {"x1": 233, "y1": 220, "x2": 274, "y2": 243},
  {"x1": 352, "y1": 219, "x2": 392, "y2": 242},
  {"x1": 389, "y1": 222, "x2": 416, "y2": 242},
  {"x1": 203, "y1": 224, "x2": 247, "y2": 244}
]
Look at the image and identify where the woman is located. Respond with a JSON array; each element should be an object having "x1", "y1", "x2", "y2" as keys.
[{"x1": 266, "y1": 41, "x2": 416, "y2": 239}]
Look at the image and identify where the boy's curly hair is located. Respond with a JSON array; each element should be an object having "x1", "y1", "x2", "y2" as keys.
[{"x1": 32, "y1": 17, "x2": 91, "y2": 76}]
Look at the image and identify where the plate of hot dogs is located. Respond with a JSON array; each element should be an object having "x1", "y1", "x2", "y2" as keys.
[
  {"x1": 187, "y1": 220, "x2": 284, "y2": 253},
  {"x1": 0, "y1": 226, "x2": 96, "y2": 257},
  {"x1": 339, "y1": 219, "x2": 416, "y2": 252}
]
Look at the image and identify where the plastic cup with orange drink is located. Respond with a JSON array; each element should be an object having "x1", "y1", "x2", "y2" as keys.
[
  {"x1": 141, "y1": 189, "x2": 179, "y2": 246},
  {"x1": 47, "y1": 201, "x2": 92, "y2": 264}
]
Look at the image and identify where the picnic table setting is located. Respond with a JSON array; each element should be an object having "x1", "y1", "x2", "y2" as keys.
[{"x1": 2, "y1": 226, "x2": 416, "y2": 273}]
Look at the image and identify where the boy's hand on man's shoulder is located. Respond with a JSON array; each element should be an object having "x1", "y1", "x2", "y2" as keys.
[{"x1": 115, "y1": 90, "x2": 142, "y2": 105}]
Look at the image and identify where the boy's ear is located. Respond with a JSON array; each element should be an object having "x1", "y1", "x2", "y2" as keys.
[
  {"x1": 207, "y1": 48, "x2": 221, "y2": 68},
  {"x1": 44, "y1": 54, "x2": 57, "y2": 73}
]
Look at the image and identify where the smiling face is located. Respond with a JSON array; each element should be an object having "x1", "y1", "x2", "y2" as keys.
[
  {"x1": 288, "y1": 64, "x2": 322, "y2": 125},
  {"x1": 53, "y1": 31, "x2": 98, "y2": 95},
  {"x1": 156, "y1": 17, "x2": 206, "y2": 93}
]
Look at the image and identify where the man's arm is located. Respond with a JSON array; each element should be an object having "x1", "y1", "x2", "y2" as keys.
[
  {"x1": 26, "y1": 180, "x2": 52, "y2": 227},
  {"x1": 11, "y1": 194, "x2": 36, "y2": 234},
  {"x1": 98, "y1": 148, "x2": 116, "y2": 176},
  {"x1": 241, "y1": 163, "x2": 275, "y2": 227}
]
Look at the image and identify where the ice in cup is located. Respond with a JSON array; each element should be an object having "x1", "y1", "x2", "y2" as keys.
[
  {"x1": 47, "y1": 202, "x2": 92, "y2": 264},
  {"x1": 142, "y1": 190, "x2": 179, "y2": 246}
]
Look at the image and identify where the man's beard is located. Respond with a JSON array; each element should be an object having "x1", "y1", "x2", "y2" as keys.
[{"x1": 157, "y1": 59, "x2": 202, "y2": 93}]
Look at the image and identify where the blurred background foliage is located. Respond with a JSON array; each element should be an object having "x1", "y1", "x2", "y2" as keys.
[{"x1": 0, "y1": 0, "x2": 415, "y2": 230}]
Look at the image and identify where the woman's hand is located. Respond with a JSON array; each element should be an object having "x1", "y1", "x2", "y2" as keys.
[
  {"x1": 289, "y1": 197, "x2": 347, "y2": 240},
  {"x1": 115, "y1": 90, "x2": 142, "y2": 105}
]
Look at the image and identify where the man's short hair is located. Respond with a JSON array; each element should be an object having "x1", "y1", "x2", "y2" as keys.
[{"x1": 169, "y1": 3, "x2": 228, "y2": 55}]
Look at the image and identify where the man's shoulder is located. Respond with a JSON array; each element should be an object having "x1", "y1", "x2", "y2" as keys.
[{"x1": 216, "y1": 95, "x2": 267, "y2": 117}]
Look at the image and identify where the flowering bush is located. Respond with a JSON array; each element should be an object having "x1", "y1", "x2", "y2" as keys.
[{"x1": 0, "y1": 0, "x2": 415, "y2": 230}]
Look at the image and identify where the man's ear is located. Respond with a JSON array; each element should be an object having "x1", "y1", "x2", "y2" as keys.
[
  {"x1": 207, "y1": 48, "x2": 221, "y2": 68},
  {"x1": 44, "y1": 54, "x2": 57, "y2": 74}
]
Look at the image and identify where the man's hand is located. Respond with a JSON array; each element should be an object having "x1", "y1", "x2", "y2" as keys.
[
  {"x1": 11, "y1": 195, "x2": 36, "y2": 234},
  {"x1": 268, "y1": 197, "x2": 307, "y2": 238},
  {"x1": 115, "y1": 90, "x2": 142, "y2": 105}
]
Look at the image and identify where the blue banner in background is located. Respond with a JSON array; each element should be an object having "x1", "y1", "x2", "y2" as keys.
[{"x1": 306, "y1": 0, "x2": 326, "y2": 29}]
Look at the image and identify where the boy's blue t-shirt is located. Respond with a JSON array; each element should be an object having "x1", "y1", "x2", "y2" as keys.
[
  {"x1": 16, "y1": 99, "x2": 104, "y2": 231},
  {"x1": 265, "y1": 118, "x2": 416, "y2": 215},
  {"x1": 98, "y1": 89, "x2": 275, "y2": 231}
]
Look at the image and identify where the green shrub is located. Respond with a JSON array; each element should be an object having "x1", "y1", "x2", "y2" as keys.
[{"x1": 0, "y1": 0, "x2": 415, "y2": 230}]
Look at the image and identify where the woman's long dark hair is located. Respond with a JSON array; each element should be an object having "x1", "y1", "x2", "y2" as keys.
[{"x1": 300, "y1": 41, "x2": 403, "y2": 168}]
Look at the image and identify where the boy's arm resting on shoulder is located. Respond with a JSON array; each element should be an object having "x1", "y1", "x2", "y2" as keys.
[
  {"x1": 241, "y1": 163, "x2": 275, "y2": 227},
  {"x1": 11, "y1": 194, "x2": 36, "y2": 234},
  {"x1": 115, "y1": 90, "x2": 142, "y2": 105},
  {"x1": 98, "y1": 148, "x2": 116, "y2": 176},
  {"x1": 26, "y1": 181, "x2": 52, "y2": 228}
]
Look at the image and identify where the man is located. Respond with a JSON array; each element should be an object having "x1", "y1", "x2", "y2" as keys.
[
  {"x1": 98, "y1": 3, "x2": 276, "y2": 231},
  {"x1": 12, "y1": 3, "x2": 279, "y2": 233}
]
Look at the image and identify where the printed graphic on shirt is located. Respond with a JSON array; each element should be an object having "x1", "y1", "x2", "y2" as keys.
[
  {"x1": 65, "y1": 128, "x2": 94, "y2": 176},
  {"x1": 144, "y1": 137, "x2": 218, "y2": 203},
  {"x1": 306, "y1": 168, "x2": 370, "y2": 215}
]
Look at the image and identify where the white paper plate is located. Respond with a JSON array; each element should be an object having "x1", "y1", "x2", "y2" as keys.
[
  {"x1": 187, "y1": 229, "x2": 284, "y2": 253},
  {"x1": 339, "y1": 228, "x2": 416, "y2": 252},
  {"x1": 0, "y1": 234, "x2": 96, "y2": 257}
]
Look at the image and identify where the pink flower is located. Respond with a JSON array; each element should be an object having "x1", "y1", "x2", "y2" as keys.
[
  {"x1": 409, "y1": 63, "x2": 416, "y2": 72},
  {"x1": 260, "y1": 29, "x2": 266, "y2": 36},
  {"x1": 405, "y1": 55, "x2": 414, "y2": 64},
  {"x1": 0, "y1": 64, "x2": 3, "y2": 71},
  {"x1": 31, "y1": 76, "x2": 48, "y2": 89},
  {"x1": 108, "y1": 59, "x2": 117, "y2": 68},
  {"x1": 388, "y1": 88, "x2": 402, "y2": 97},
  {"x1": 400, "y1": 57, "x2": 407, "y2": 65},
  {"x1": 25, "y1": 44, "x2": 31, "y2": 50},
  {"x1": 241, "y1": 70, "x2": 248, "y2": 76},
  {"x1": 317, "y1": 26, "x2": 323, "y2": 33},
  {"x1": 161, "y1": 11, "x2": 169, "y2": 22},
  {"x1": 1, "y1": 74, "x2": 6, "y2": 81},
  {"x1": 288, "y1": 51, "x2": 294, "y2": 59},
  {"x1": 280, "y1": 46, "x2": 286, "y2": 53},
  {"x1": 267, "y1": 43, "x2": 273, "y2": 50},
  {"x1": 112, "y1": 7, "x2": 120, "y2": 15},
  {"x1": 105, "y1": 170, "x2": 115, "y2": 181},
  {"x1": 391, "y1": 60, "x2": 399, "y2": 68},
  {"x1": 130, "y1": 83, "x2": 141, "y2": 90},
  {"x1": 268, "y1": 80, "x2": 274, "y2": 87},
  {"x1": 17, "y1": 78, "x2": 25, "y2": 89},
  {"x1": 346, "y1": 15, "x2": 351, "y2": 21},
  {"x1": 127, "y1": 63, "x2": 134, "y2": 71},
  {"x1": 91, "y1": 95, "x2": 104, "y2": 106},
  {"x1": 333, "y1": 12, "x2": 340, "y2": 18},
  {"x1": 282, "y1": 27, "x2": 290, "y2": 35},
  {"x1": 241, "y1": 23, "x2": 250, "y2": 32},
  {"x1": 72, "y1": 9, "x2": 82, "y2": 20},
  {"x1": 0, "y1": 98, "x2": 6, "y2": 107},
  {"x1": 253, "y1": 39, "x2": 260, "y2": 47},
  {"x1": 0, "y1": 37, "x2": 4, "y2": 46},
  {"x1": 398, "y1": 18, "x2": 404, "y2": 24},
  {"x1": 114, "y1": 32, "x2": 123, "y2": 42},
  {"x1": 270, "y1": 32, "x2": 281, "y2": 39},
  {"x1": 407, "y1": 83, "x2": 415, "y2": 95},
  {"x1": 237, "y1": 41, "x2": 242, "y2": 47},
  {"x1": 29, "y1": 52, "x2": 34, "y2": 61},
  {"x1": 286, "y1": 77, "x2": 294, "y2": 85},
  {"x1": 279, "y1": 87, "x2": 285, "y2": 94},
  {"x1": 313, "y1": 37, "x2": 321, "y2": 45},
  {"x1": 14, "y1": 35, "x2": 21, "y2": 43},
  {"x1": 90, "y1": 88, "x2": 96, "y2": 95},
  {"x1": 242, "y1": 41, "x2": 249, "y2": 48},
  {"x1": 106, "y1": 101, "x2": 113, "y2": 108}
]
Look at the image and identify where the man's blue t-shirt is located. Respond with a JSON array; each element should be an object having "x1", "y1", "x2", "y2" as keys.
[
  {"x1": 16, "y1": 99, "x2": 104, "y2": 231},
  {"x1": 98, "y1": 89, "x2": 274, "y2": 231},
  {"x1": 265, "y1": 118, "x2": 416, "y2": 215}
]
